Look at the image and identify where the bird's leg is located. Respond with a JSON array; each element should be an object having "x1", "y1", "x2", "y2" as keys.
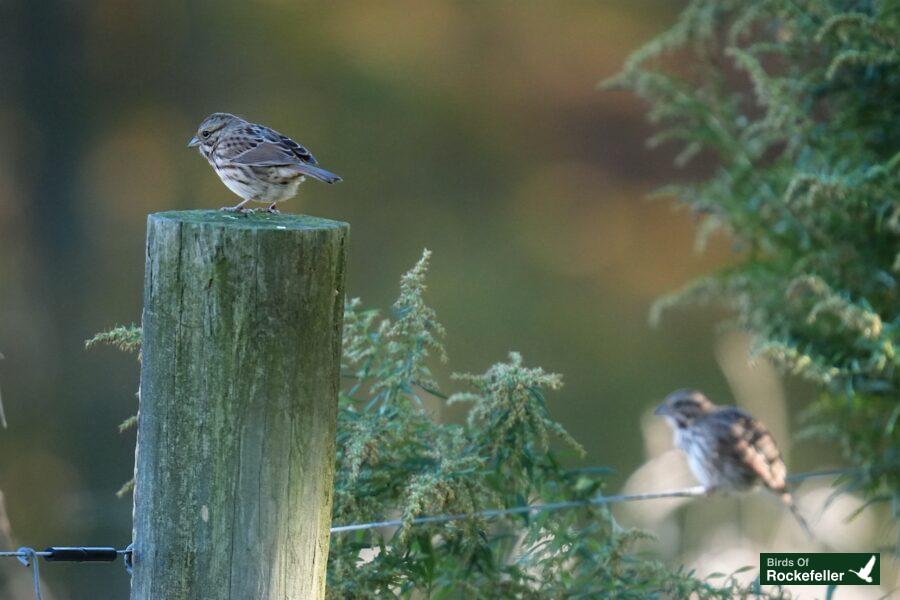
[
  {"x1": 220, "y1": 198, "x2": 254, "y2": 213},
  {"x1": 264, "y1": 203, "x2": 280, "y2": 214}
]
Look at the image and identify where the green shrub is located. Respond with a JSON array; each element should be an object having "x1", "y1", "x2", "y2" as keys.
[
  {"x1": 606, "y1": 0, "x2": 899, "y2": 540},
  {"x1": 328, "y1": 251, "x2": 756, "y2": 598},
  {"x1": 94, "y1": 252, "x2": 783, "y2": 597},
  {"x1": 327, "y1": 251, "x2": 791, "y2": 598}
]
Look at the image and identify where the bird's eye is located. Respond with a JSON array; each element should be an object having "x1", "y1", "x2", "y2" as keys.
[{"x1": 201, "y1": 130, "x2": 211, "y2": 139}]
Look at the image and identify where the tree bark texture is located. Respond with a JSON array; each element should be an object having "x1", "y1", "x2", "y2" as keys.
[{"x1": 131, "y1": 211, "x2": 349, "y2": 600}]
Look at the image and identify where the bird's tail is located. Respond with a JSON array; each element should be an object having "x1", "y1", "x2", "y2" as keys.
[{"x1": 294, "y1": 163, "x2": 342, "y2": 184}]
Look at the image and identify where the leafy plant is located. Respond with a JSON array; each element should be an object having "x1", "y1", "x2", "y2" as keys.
[
  {"x1": 328, "y1": 250, "x2": 785, "y2": 598},
  {"x1": 606, "y1": 0, "x2": 899, "y2": 541},
  {"x1": 86, "y1": 325, "x2": 141, "y2": 496},
  {"x1": 86, "y1": 325, "x2": 141, "y2": 355},
  {"x1": 93, "y1": 252, "x2": 785, "y2": 597}
]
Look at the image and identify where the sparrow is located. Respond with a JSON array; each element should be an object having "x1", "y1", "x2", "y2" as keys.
[
  {"x1": 188, "y1": 112, "x2": 341, "y2": 213},
  {"x1": 655, "y1": 389, "x2": 812, "y2": 538}
]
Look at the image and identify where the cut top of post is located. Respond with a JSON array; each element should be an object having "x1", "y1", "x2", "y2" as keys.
[{"x1": 150, "y1": 209, "x2": 348, "y2": 232}]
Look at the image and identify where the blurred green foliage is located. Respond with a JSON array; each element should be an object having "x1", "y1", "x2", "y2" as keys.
[{"x1": 607, "y1": 0, "x2": 899, "y2": 539}]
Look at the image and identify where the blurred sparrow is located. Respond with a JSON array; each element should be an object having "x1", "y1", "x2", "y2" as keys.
[
  {"x1": 655, "y1": 389, "x2": 812, "y2": 537},
  {"x1": 188, "y1": 112, "x2": 341, "y2": 213}
]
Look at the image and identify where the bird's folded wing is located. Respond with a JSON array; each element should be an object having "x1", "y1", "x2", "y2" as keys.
[
  {"x1": 732, "y1": 414, "x2": 787, "y2": 491},
  {"x1": 230, "y1": 141, "x2": 303, "y2": 167}
]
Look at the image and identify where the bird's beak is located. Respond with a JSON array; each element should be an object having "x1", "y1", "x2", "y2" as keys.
[
  {"x1": 187, "y1": 135, "x2": 200, "y2": 148},
  {"x1": 653, "y1": 404, "x2": 669, "y2": 416}
]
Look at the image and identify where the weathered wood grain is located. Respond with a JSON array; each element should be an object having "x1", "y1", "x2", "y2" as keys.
[{"x1": 131, "y1": 211, "x2": 348, "y2": 600}]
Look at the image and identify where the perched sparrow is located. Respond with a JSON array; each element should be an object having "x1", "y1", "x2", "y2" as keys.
[
  {"x1": 188, "y1": 112, "x2": 341, "y2": 213},
  {"x1": 655, "y1": 389, "x2": 812, "y2": 537}
]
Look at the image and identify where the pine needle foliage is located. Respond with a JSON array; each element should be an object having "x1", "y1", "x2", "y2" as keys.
[
  {"x1": 94, "y1": 251, "x2": 787, "y2": 597},
  {"x1": 607, "y1": 0, "x2": 899, "y2": 535}
]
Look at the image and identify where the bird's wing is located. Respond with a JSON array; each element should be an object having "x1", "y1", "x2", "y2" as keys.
[
  {"x1": 229, "y1": 141, "x2": 302, "y2": 167},
  {"x1": 223, "y1": 124, "x2": 318, "y2": 167},
  {"x1": 717, "y1": 408, "x2": 788, "y2": 492},
  {"x1": 861, "y1": 555, "x2": 876, "y2": 576},
  {"x1": 272, "y1": 132, "x2": 318, "y2": 165}
]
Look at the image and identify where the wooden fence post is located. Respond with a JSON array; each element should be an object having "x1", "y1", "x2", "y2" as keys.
[{"x1": 131, "y1": 210, "x2": 349, "y2": 600}]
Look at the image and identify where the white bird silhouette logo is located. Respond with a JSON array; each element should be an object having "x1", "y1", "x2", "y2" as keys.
[{"x1": 848, "y1": 555, "x2": 876, "y2": 583}]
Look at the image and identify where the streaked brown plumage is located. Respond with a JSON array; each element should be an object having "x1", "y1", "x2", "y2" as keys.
[
  {"x1": 188, "y1": 112, "x2": 341, "y2": 213},
  {"x1": 655, "y1": 389, "x2": 812, "y2": 538}
]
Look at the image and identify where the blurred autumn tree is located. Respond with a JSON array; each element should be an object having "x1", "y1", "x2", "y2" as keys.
[{"x1": 607, "y1": 0, "x2": 899, "y2": 542}]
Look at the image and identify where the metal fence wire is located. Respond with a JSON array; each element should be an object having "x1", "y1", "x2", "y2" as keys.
[{"x1": 0, "y1": 470, "x2": 846, "y2": 599}]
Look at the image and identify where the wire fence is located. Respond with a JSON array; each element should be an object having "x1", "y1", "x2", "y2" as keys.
[
  {"x1": 330, "y1": 468, "x2": 845, "y2": 533},
  {"x1": 0, "y1": 469, "x2": 848, "y2": 600}
]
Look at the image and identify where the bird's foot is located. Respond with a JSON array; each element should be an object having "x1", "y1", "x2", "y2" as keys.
[
  {"x1": 220, "y1": 198, "x2": 255, "y2": 214},
  {"x1": 220, "y1": 205, "x2": 251, "y2": 215},
  {"x1": 264, "y1": 203, "x2": 280, "y2": 214}
]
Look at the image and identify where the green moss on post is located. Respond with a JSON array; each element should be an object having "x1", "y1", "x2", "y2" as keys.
[{"x1": 131, "y1": 211, "x2": 348, "y2": 600}]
